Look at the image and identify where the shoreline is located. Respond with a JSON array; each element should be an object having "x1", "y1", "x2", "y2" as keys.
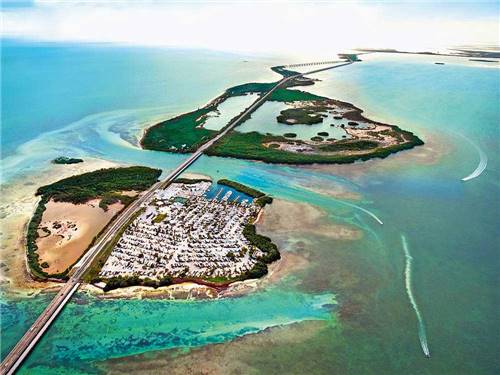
[
  {"x1": 140, "y1": 64, "x2": 424, "y2": 165},
  {"x1": 0, "y1": 158, "x2": 126, "y2": 293}
]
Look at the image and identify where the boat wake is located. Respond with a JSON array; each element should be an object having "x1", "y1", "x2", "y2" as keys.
[
  {"x1": 401, "y1": 234, "x2": 431, "y2": 358},
  {"x1": 457, "y1": 133, "x2": 488, "y2": 181},
  {"x1": 339, "y1": 200, "x2": 383, "y2": 225}
]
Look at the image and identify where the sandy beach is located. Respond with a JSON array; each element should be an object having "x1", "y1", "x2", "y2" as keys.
[
  {"x1": 36, "y1": 198, "x2": 124, "y2": 274},
  {"x1": 0, "y1": 157, "x2": 123, "y2": 293}
]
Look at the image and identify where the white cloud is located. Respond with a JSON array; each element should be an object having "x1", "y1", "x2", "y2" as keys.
[{"x1": 2, "y1": 1, "x2": 498, "y2": 57}]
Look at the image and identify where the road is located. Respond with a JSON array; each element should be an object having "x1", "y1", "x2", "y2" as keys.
[{"x1": 0, "y1": 61, "x2": 352, "y2": 375}]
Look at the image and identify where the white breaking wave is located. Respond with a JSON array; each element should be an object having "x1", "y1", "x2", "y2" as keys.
[
  {"x1": 401, "y1": 234, "x2": 431, "y2": 358},
  {"x1": 456, "y1": 133, "x2": 488, "y2": 181}
]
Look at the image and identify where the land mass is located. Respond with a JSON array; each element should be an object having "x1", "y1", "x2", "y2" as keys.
[
  {"x1": 89, "y1": 178, "x2": 278, "y2": 292},
  {"x1": 51, "y1": 156, "x2": 84, "y2": 165},
  {"x1": 26, "y1": 170, "x2": 279, "y2": 292},
  {"x1": 26, "y1": 166, "x2": 162, "y2": 280},
  {"x1": 141, "y1": 63, "x2": 423, "y2": 164}
]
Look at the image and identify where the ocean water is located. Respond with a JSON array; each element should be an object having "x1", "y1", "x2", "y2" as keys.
[{"x1": 1, "y1": 42, "x2": 499, "y2": 374}]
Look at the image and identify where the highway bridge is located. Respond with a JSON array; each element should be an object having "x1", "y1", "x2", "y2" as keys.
[
  {"x1": 0, "y1": 60, "x2": 353, "y2": 375},
  {"x1": 286, "y1": 60, "x2": 343, "y2": 68}
]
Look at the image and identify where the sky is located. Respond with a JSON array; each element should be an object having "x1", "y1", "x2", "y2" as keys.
[{"x1": 1, "y1": 1, "x2": 498, "y2": 57}]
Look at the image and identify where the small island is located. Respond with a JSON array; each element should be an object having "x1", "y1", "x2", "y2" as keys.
[
  {"x1": 26, "y1": 166, "x2": 162, "y2": 279},
  {"x1": 51, "y1": 156, "x2": 84, "y2": 165},
  {"x1": 88, "y1": 178, "x2": 278, "y2": 291},
  {"x1": 141, "y1": 64, "x2": 424, "y2": 164}
]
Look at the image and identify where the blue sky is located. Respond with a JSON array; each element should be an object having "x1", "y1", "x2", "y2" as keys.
[{"x1": 1, "y1": 1, "x2": 498, "y2": 55}]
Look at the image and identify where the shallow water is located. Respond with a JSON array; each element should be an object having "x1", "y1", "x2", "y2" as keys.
[
  {"x1": 203, "y1": 93, "x2": 260, "y2": 131},
  {"x1": 236, "y1": 100, "x2": 352, "y2": 140},
  {"x1": 1, "y1": 44, "x2": 498, "y2": 374}
]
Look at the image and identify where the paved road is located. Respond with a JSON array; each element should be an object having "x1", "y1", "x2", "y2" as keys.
[{"x1": 0, "y1": 61, "x2": 352, "y2": 375}]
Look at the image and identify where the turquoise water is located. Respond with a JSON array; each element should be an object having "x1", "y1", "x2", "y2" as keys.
[
  {"x1": 1, "y1": 43, "x2": 498, "y2": 374},
  {"x1": 203, "y1": 93, "x2": 259, "y2": 131},
  {"x1": 236, "y1": 100, "x2": 351, "y2": 140},
  {"x1": 2, "y1": 288, "x2": 333, "y2": 374}
]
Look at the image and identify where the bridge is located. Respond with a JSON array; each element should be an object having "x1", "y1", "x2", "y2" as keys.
[
  {"x1": 285, "y1": 60, "x2": 343, "y2": 68},
  {"x1": 0, "y1": 60, "x2": 353, "y2": 375}
]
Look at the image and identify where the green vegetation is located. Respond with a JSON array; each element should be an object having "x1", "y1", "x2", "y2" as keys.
[
  {"x1": 52, "y1": 156, "x2": 84, "y2": 164},
  {"x1": 153, "y1": 213, "x2": 167, "y2": 223},
  {"x1": 270, "y1": 66, "x2": 301, "y2": 78},
  {"x1": 26, "y1": 195, "x2": 60, "y2": 280},
  {"x1": 311, "y1": 136, "x2": 324, "y2": 142},
  {"x1": 207, "y1": 130, "x2": 424, "y2": 165},
  {"x1": 318, "y1": 140, "x2": 379, "y2": 152},
  {"x1": 101, "y1": 275, "x2": 173, "y2": 292},
  {"x1": 242, "y1": 224, "x2": 280, "y2": 279},
  {"x1": 173, "y1": 177, "x2": 212, "y2": 184},
  {"x1": 28, "y1": 167, "x2": 161, "y2": 281},
  {"x1": 268, "y1": 88, "x2": 327, "y2": 102},
  {"x1": 255, "y1": 196, "x2": 273, "y2": 208},
  {"x1": 283, "y1": 133, "x2": 297, "y2": 138},
  {"x1": 36, "y1": 166, "x2": 161, "y2": 204},
  {"x1": 277, "y1": 108, "x2": 325, "y2": 125},
  {"x1": 99, "y1": 192, "x2": 135, "y2": 211},
  {"x1": 226, "y1": 82, "x2": 275, "y2": 96},
  {"x1": 318, "y1": 132, "x2": 329, "y2": 137},
  {"x1": 142, "y1": 80, "x2": 275, "y2": 153},
  {"x1": 217, "y1": 179, "x2": 265, "y2": 198},
  {"x1": 141, "y1": 107, "x2": 217, "y2": 152}
]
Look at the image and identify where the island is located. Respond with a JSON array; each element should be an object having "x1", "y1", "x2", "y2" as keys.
[
  {"x1": 141, "y1": 64, "x2": 424, "y2": 164},
  {"x1": 51, "y1": 156, "x2": 84, "y2": 164},
  {"x1": 26, "y1": 168, "x2": 279, "y2": 292},
  {"x1": 87, "y1": 178, "x2": 278, "y2": 291},
  {"x1": 26, "y1": 166, "x2": 162, "y2": 280}
]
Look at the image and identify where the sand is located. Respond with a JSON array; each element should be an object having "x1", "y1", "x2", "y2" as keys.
[
  {"x1": 308, "y1": 130, "x2": 448, "y2": 182},
  {"x1": 36, "y1": 199, "x2": 124, "y2": 274},
  {"x1": 257, "y1": 199, "x2": 361, "y2": 241},
  {"x1": 0, "y1": 158, "x2": 123, "y2": 293},
  {"x1": 101, "y1": 320, "x2": 329, "y2": 374}
]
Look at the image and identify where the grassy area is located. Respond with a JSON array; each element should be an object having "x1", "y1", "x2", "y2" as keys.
[
  {"x1": 153, "y1": 213, "x2": 167, "y2": 223},
  {"x1": 28, "y1": 167, "x2": 161, "y2": 280},
  {"x1": 206, "y1": 130, "x2": 424, "y2": 165},
  {"x1": 141, "y1": 107, "x2": 217, "y2": 152},
  {"x1": 141, "y1": 81, "x2": 275, "y2": 153}
]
